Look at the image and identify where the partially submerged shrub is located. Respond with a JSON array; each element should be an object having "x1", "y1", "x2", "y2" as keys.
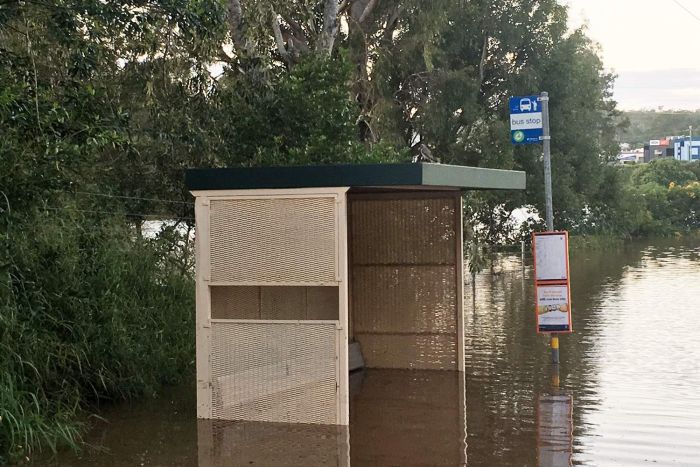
[{"x1": 0, "y1": 207, "x2": 194, "y2": 461}]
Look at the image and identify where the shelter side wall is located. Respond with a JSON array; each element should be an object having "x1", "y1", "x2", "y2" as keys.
[
  {"x1": 194, "y1": 188, "x2": 349, "y2": 425},
  {"x1": 349, "y1": 192, "x2": 462, "y2": 371}
]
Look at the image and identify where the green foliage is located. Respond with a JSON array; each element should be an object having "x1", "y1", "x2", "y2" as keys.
[
  {"x1": 0, "y1": 208, "x2": 194, "y2": 462},
  {"x1": 568, "y1": 234, "x2": 624, "y2": 252},
  {"x1": 609, "y1": 160, "x2": 700, "y2": 236},
  {"x1": 347, "y1": 1, "x2": 623, "y2": 240},
  {"x1": 0, "y1": 0, "x2": 208, "y2": 461},
  {"x1": 214, "y1": 56, "x2": 405, "y2": 167},
  {"x1": 667, "y1": 180, "x2": 700, "y2": 229},
  {"x1": 633, "y1": 158, "x2": 698, "y2": 187}
]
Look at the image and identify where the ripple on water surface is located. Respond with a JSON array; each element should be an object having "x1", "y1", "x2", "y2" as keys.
[{"x1": 466, "y1": 239, "x2": 700, "y2": 466}]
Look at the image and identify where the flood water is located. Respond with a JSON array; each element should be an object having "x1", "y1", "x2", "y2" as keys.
[{"x1": 42, "y1": 238, "x2": 700, "y2": 466}]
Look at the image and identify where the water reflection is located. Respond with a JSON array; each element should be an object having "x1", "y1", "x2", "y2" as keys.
[
  {"x1": 197, "y1": 420, "x2": 349, "y2": 466},
  {"x1": 350, "y1": 369, "x2": 466, "y2": 466},
  {"x1": 573, "y1": 241, "x2": 700, "y2": 465},
  {"x1": 44, "y1": 369, "x2": 466, "y2": 466},
  {"x1": 537, "y1": 391, "x2": 573, "y2": 467},
  {"x1": 196, "y1": 369, "x2": 467, "y2": 466},
  {"x1": 467, "y1": 238, "x2": 700, "y2": 466}
]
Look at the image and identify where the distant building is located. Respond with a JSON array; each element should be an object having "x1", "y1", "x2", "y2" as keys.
[
  {"x1": 643, "y1": 139, "x2": 673, "y2": 163},
  {"x1": 673, "y1": 137, "x2": 700, "y2": 161},
  {"x1": 616, "y1": 148, "x2": 644, "y2": 164}
]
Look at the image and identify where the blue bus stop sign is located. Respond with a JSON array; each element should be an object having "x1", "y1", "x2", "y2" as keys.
[{"x1": 510, "y1": 95, "x2": 543, "y2": 144}]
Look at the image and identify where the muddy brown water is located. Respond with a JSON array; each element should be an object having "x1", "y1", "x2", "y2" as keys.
[{"x1": 39, "y1": 238, "x2": 700, "y2": 466}]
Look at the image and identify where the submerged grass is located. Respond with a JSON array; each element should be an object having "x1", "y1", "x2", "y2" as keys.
[
  {"x1": 568, "y1": 234, "x2": 625, "y2": 252},
  {"x1": 0, "y1": 207, "x2": 194, "y2": 463}
]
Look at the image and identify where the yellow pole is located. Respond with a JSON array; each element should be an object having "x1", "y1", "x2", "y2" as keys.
[{"x1": 551, "y1": 334, "x2": 560, "y2": 364}]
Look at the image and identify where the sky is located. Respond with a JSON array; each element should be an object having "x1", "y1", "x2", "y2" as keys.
[{"x1": 566, "y1": 0, "x2": 700, "y2": 110}]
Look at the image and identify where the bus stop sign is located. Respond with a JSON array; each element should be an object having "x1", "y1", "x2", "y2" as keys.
[{"x1": 510, "y1": 95, "x2": 543, "y2": 144}]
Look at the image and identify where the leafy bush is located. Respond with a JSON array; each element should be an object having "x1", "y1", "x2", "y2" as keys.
[
  {"x1": 610, "y1": 160, "x2": 700, "y2": 237},
  {"x1": 668, "y1": 181, "x2": 700, "y2": 229},
  {"x1": 0, "y1": 208, "x2": 194, "y2": 462},
  {"x1": 633, "y1": 158, "x2": 698, "y2": 187}
]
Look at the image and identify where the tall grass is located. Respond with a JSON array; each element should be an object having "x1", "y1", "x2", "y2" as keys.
[
  {"x1": 0, "y1": 207, "x2": 194, "y2": 462},
  {"x1": 568, "y1": 234, "x2": 625, "y2": 252}
]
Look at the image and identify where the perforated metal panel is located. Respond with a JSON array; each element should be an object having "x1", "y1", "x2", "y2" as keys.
[
  {"x1": 349, "y1": 194, "x2": 460, "y2": 371},
  {"x1": 211, "y1": 286, "x2": 260, "y2": 319},
  {"x1": 351, "y1": 197, "x2": 456, "y2": 265},
  {"x1": 210, "y1": 321, "x2": 339, "y2": 424},
  {"x1": 306, "y1": 287, "x2": 340, "y2": 320},
  {"x1": 354, "y1": 333, "x2": 457, "y2": 370},
  {"x1": 210, "y1": 197, "x2": 338, "y2": 284},
  {"x1": 352, "y1": 265, "x2": 457, "y2": 334},
  {"x1": 210, "y1": 286, "x2": 339, "y2": 320}
]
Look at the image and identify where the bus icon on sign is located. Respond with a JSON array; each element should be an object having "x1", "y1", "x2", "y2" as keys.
[{"x1": 519, "y1": 98, "x2": 532, "y2": 112}]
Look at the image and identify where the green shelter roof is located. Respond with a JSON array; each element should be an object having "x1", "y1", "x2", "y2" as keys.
[{"x1": 186, "y1": 163, "x2": 526, "y2": 192}]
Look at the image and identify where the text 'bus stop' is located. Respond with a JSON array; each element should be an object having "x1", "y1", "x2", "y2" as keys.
[{"x1": 186, "y1": 163, "x2": 525, "y2": 425}]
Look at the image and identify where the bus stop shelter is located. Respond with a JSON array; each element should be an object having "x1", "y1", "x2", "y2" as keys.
[{"x1": 186, "y1": 163, "x2": 525, "y2": 426}]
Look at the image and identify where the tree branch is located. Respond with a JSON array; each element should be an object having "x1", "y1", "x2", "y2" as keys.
[
  {"x1": 358, "y1": 0, "x2": 379, "y2": 23},
  {"x1": 280, "y1": 15, "x2": 310, "y2": 54},
  {"x1": 382, "y1": 5, "x2": 401, "y2": 44},
  {"x1": 21, "y1": 10, "x2": 43, "y2": 137},
  {"x1": 339, "y1": 0, "x2": 352, "y2": 15},
  {"x1": 227, "y1": 0, "x2": 247, "y2": 53},
  {"x1": 479, "y1": 33, "x2": 488, "y2": 86},
  {"x1": 270, "y1": 9, "x2": 290, "y2": 64},
  {"x1": 217, "y1": 49, "x2": 235, "y2": 65},
  {"x1": 316, "y1": 0, "x2": 339, "y2": 55}
]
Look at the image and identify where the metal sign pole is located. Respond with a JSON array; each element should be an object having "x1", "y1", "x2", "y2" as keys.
[
  {"x1": 541, "y1": 92, "x2": 553, "y2": 232},
  {"x1": 540, "y1": 91, "x2": 559, "y2": 364}
]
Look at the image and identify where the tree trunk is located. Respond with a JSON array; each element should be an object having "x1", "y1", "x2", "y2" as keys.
[
  {"x1": 478, "y1": 33, "x2": 488, "y2": 87},
  {"x1": 270, "y1": 9, "x2": 290, "y2": 65},
  {"x1": 317, "y1": 0, "x2": 339, "y2": 55},
  {"x1": 227, "y1": 0, "x2": 247, "y2": 53}
]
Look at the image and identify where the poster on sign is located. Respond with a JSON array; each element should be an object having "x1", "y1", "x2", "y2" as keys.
[
  {"x1": 536, "y1": 285, "x2": 571, "y2": 332},
  {"x1": 533, "y1": 232, "x2": 568, "y2": 281},
  {"x1": 532, "y1": 231, "x2": 572, "y2": 334}
]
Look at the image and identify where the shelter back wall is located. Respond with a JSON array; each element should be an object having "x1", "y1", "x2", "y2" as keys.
[{"x1": 349, "y1": 192, "x2": 462, "y2": 370}]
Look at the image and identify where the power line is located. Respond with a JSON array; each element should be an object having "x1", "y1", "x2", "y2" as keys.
[
  {"x1": 672, "y1": 0, "x2": 700, "y2": 22},
  {"x1": 69, "y1": 190, "x2": 194, "y2": 205},
  {"x1": 40, "y1": 206, "x2": 194, "y2": 221}
]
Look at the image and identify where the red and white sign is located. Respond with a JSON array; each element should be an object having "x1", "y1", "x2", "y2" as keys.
[{"x1": 532, "y1": 231, "x2": 572, "y2": 333}]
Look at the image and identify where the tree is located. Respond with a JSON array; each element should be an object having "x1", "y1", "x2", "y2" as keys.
[
  {"x1": 633, "y1": 158, "x2": 698, "y2": 187},
  {"x1": 339, "y1": 1, "x2": 621, "y2": 240},
  {"x1": 0, "y1": 1, "x2": 222, "y2": 460}
]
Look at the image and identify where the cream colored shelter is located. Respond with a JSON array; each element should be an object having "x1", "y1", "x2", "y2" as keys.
[{"x1": 186, "y1": 163, "x2": 525, "y2": 426}]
